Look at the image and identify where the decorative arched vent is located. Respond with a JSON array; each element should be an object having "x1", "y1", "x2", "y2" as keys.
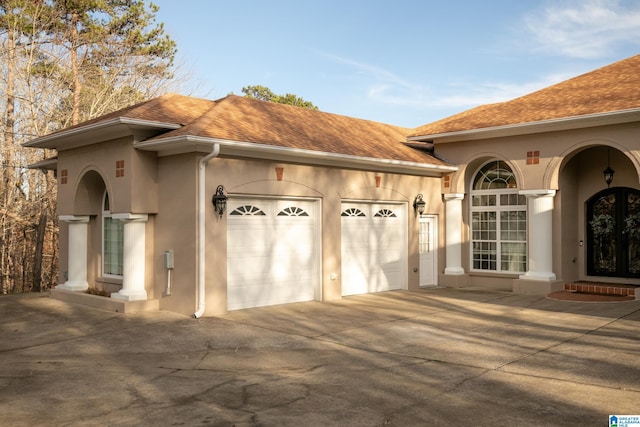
[
  {"x1": 278, "y1": 207, "x2": 309, "y2": 216},
  {"x1": 374, "y1": 209, "x2": 396, "y2": 217},
  {"x1": 229, "y1": 205, "x2": 266, "y2": 216},
  {"x1": 341, "y1": 208, "x2": 366, "y2": 217}
]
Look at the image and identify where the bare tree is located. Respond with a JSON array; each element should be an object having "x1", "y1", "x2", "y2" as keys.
[{"x1": 0, "y1": 0, "x2": 177, "y2": 293}]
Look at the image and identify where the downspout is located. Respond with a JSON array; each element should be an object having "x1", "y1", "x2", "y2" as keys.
[{"x1": 193, "y1": 143, "x2": 220, "y2": 318}]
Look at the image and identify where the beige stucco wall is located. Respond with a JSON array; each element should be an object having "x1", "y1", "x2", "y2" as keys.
[
  {"x1": 440, "y1": 123, "x2": 640, "y2": 193},
  {"x1": 56, "y1": 137, "x2": 158, "y2": 216},
  {"x1": 53, "y1": 119, "x2": 640, "y2": 314},
  {"x1": 56, "y1": 137, "x2": 161, "y2": 292},
  {"x1": 152, "y1": 153, "x2": 199, "y2": 315},
  {"x1": 194, "y1": 157, "x2": 443, "y2": 316},
  {"x1": 436, "y1": 121, "x2": 640, "y2": 288},
  {"x1": 56, "y1": 142, "x2": 446, "y2": 316}
]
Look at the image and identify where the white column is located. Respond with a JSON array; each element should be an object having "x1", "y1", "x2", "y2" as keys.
[
  {"x1": 111, "y1": 214, "x2": 148, "y2": 301},
  {"x1": 444, "y1": 193, "x2": 465, "y2": 275},
  {"x1": 520, "y1": 190, "x2": 556, "y2": 281},
  {"x1": 56, "y1": 215, "x2": 90, "y2": 291}
]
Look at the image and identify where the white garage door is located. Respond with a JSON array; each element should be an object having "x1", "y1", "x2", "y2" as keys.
[
  {"x1": 227, "y1": 198, "x2": 319, "y2": 310},
  {"x1": 341, "y1": 202, "x2": 407, "y2": 296}
]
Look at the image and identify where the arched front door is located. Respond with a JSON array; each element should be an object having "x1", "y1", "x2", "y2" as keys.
[{"x1": 586, "y1": 187, "x2": 640, "y2": 278}]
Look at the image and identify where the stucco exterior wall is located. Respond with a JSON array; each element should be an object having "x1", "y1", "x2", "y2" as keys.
[
  {"x1": 56, "y1": 144, "x2": 446, "y2": 317},
  {"x1": 435, "y1": 121, "x2": 640, "y2": 288},
  {"x1": 438, "y1": 123, "x2": 640, "y2": 194},
  {"x1": 56, "y1": 137, "x2": 158, "y2": 216},
  {"x1": 53, "y1": 119, "x2": 640, "y2": 314},
  {"x1": 55, "y1": 137, "x2": 161, "y2": 295},
  {"x1": 153, "y1": 153, "x2": 199, "y2": 315},
  {"x1": 189, "y1": 156, "x2": 444, "y2": 316}
]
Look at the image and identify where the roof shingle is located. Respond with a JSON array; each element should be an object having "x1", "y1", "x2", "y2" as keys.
[
  {"x1": 149, "y1": 95, "x2": 449, "y2": 165},
  {"x1": 411, "y1": 54, "x2": 640, "y2": 137},
  {"x1": 56, "y1": 93, "x2": 218, "y2": 131},
  {"x1": 36, "y1": 92, "x2": 449, "y2": 166}
]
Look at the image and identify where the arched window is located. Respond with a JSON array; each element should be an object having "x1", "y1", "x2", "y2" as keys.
[
  {"x1": 102, "y1": 191, "x2": 123, "y2": 277},
  {"x1": 473, "y1": 160, "x2": 518, "y2": 190},
  {"x1": 470, "y1": 161, "x2": 527, "y2": 273},
  {"x1": 341, "y1": 208, "x2": 365, "y2": 217},
  {"x1": 229, "y1": 205, "x2": 266, "y2": 216}
]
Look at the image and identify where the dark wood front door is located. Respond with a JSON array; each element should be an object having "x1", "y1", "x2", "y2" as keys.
[{"x1": 587, "y1": 187, "x2": 640, "y2": 278}]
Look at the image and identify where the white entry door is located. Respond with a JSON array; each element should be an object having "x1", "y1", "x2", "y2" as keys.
[
  {"x1": 419, "y1": 215, "x2": 438, "y2": 287},
  {"x1": 227, "y1": 198, "x2": 320, "y2": 310},
  {"x1": 341, "y1": 202, "x2": 407, "y2": 296}
]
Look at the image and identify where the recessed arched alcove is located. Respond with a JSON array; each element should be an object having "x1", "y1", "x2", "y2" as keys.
[
  {"x1": 558, "y1": 145, "x2": 640, "y2": 284},
  {"x1": 74, "y1": 170, "x2": 107, "y2": 216}
]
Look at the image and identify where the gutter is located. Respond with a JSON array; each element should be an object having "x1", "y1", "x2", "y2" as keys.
[
  {"x1": 22, "y1": 117, "x2": 181, "y2": 149},
  {"x1": 134, "y1": 136, "x2": 458, "y2": 175},
  {"x1": 408, "y1": 108, "x2": 640, "y2": 144},
  {"x1": 193, "y1": 143, "x2": 220, "y2": 318}
]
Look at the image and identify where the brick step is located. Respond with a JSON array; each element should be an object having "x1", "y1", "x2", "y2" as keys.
[{"x1": 564, "y1": 283, "x2": 637, "y2": 297}]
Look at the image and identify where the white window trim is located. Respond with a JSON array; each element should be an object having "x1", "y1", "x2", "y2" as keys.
[
  {"x1": 470, "y1": 162, "x2": 527, "y2": 274},
  {"x1": 102, "y1": 191, "x2": 124, "y2": 279}
]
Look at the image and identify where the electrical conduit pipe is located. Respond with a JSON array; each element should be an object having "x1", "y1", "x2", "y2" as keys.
[{"x1": 193, "y1": 143, "x2": 220, "y2": 318}]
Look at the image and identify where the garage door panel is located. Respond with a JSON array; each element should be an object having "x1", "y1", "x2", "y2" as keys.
[
  {"x1": 227, "y1": 276, "x2": 316, "y2": 310},
  {"x1": 227, "y1": 198, "x2": 319, "y2": 310},
  {"x1": 341, "y1": 202, "x2": 407, "y2": 296}
]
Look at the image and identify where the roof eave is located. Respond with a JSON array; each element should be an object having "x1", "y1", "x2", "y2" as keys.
[
  {"x1": 409, "y1": 108, "x2": 640, "y2": 143},
  {"x1": 26, "y1": 157, "x2": 58, "y2": 170},
  {"x1": 22, "y1": 117, "x2": 182, "y2": 150},
  {"x1": 133, "y1": 136, "x2": 457, "y2": 176}
]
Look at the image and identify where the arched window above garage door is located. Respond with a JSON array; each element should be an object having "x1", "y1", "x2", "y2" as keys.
[
  {"x1": 374, "y1": 209, "x2": 397, "y2": 217},
  {"x1": 278, "y1": 207, "x2": 309, "y2": 216},
  {"x1": 230, "y1": 205, "x2": 266, "y2": 216},
  {"x1": 341, "y1": 208, "x2": 366, "y2": 217}
]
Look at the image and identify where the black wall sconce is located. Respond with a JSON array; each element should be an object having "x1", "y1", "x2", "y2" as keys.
[
  {"x1": 211, "y1": 185, "x2": 228, "y2": 218},
  {"x1": 413, "y1": 193, "x2": 426, "y2": 215},
  {"x1": 603, "y1": 147, "x2": 615, "y2": 188}
]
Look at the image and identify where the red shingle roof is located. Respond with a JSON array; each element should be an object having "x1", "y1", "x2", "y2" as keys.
[{"x1": 411, "y1": 54, "x2": 640, "y2": 137}]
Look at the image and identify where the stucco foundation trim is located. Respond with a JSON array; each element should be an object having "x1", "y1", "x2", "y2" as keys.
[
  {"x1": 51, "y1": 289, "x2": 159, "y2": 313},
  {"x1": 513, "y1": 279, "x2": 564, "y2": 295}
]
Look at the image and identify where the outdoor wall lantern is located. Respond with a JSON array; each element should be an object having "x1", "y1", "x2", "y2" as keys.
[
  {"x1": 413, "y1": 193, "x2": 426, "y2": 216},
  {"x1": 211, "y1": 185, "x2": 228, "y2": 218},
  {"x1": 603, "y1": 148, "x2": 615, "y2": 188}
]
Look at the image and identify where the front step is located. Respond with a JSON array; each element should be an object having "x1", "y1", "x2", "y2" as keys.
[{"x1": 564, "y1": 282, "x2": 637, "y2": 298}]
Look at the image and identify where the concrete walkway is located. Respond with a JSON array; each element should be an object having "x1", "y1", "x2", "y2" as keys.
[{"x1": 1, "y1": 288, "x2": 639, "y2": 426}]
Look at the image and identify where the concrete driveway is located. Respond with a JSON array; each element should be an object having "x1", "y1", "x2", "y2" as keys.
[{"x1": 1, "y1": 288, "x2": 639, "y2": 426}]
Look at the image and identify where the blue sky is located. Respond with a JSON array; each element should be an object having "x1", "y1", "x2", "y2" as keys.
[{"x1": 153, "y1": 0, "x2": 640, "y2": 128}]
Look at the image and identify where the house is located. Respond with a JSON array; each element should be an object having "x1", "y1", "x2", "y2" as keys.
[
  {"x1": 24, "y1": 54, "x2": 640, "y2": 316},
  {"x1": 25, "y1": 94, "x2": 455, "y2": 316}
]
